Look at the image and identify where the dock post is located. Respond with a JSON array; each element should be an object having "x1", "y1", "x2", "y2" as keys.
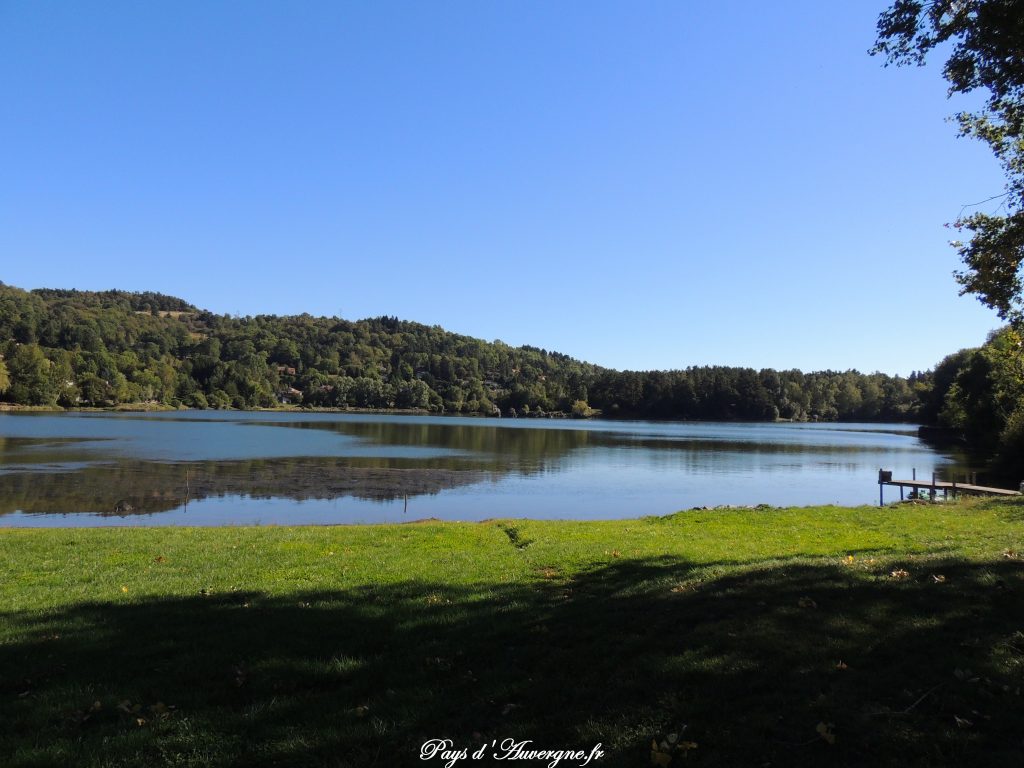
[
  {"x1": 900, "y1": 485, "x2": 904, "y2": 501},
  {"x1": 912, "y1": 468, "x2": 916, "y2": 481},
  {"x1": 931, "y1": 472, "x2": 936, "y2": 501},
  {"x1": 952, "y1": 478, "x2": 957, "y2": 499},
  {"x1": 878, "y1": 468, "x2": 883, "y2": 507}
]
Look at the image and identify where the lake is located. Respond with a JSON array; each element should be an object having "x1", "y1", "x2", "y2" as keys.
[{"x1": 0, "y1": 411, "x2": 980, "y2": 526}]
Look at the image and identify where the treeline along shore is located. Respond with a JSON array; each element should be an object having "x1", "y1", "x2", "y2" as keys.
[
  {"x1": 0, "y1": 283, "x2": 924, "y2": 419},
  {"x1": 0, "y1": 283, "x2": 1020, "y2": 470}
]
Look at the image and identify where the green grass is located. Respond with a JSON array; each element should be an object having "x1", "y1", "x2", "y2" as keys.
[{"x1": 2, "y1": 500, "x2": 1024, "y2": 766}]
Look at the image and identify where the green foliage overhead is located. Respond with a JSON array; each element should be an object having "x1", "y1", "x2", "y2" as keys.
[
  {"x1": 873, "y1": 0, "x2": 1024, "y2": 324},
  {"x1": 0, "y1": 283, "x2": 923, "y2": 422}
]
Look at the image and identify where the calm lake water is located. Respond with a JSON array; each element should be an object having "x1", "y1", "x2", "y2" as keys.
[{"x1": 0, "y1": 411, "x2": 982, "y2": 526}]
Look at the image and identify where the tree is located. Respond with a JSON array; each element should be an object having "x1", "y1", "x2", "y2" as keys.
[
  {"x1": 394, "y1": 379, "x2": 430, "y2": 409},
  {"x1": 939, "y1": 329, "x2": 1023, "y2": 447},
  {"x1": 78, "y1": 372, "x2": 111, "y2": 406},
  {"x1": 571, "y1": 399, "x2": 594, "y2": 418},
  {"x1": 873, "y1": 0, "x2": 1024, "y2": 324},
  {"x1": 6, "y1": 344, "x2": 56, "y2": 405},
  {"x1": 0, "y1": 358, "x2": 9, "y2": 394}
]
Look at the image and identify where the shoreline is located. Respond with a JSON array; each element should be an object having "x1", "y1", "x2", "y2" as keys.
[
  {"x1": 0, "y1": 401, "x2": 922, "y2": 426},
  {"x1": 0, "y1": 497, "x2": 972, "y2": 531}
]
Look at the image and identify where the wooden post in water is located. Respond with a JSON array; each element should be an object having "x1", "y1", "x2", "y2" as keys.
[
  {"x1": 878, "y1": 469, "x2": 892, "y2": 507},
  {"x1": 931, "y1": 472, "x2": 937, "y2": 501},
  {"x1": 912, "y1": 468, "x2": 916, "y2": 481}
]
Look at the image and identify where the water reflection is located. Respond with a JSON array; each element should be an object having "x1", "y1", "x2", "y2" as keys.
[
  {"x1": 0, "y1": 457, "x2": 495, "y2": 517},
  {"x1": 250, "y1": 419, "x2": 595, "y2": 471},
  {"x1": 0, "y1": 412, "x2": 990, "y2": 525},
  {"x1": 0, "y1": 436, "x2": 117, "y2": 471}
]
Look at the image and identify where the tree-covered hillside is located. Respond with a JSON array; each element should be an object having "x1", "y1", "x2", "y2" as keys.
[{"x1": 0, "y1": 282, "x2": 924, "y2": 420}]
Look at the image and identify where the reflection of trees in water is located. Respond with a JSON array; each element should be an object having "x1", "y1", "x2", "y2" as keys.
[
  {"x1": 253, "y1": 420, "x2": 596, "y2": 471},
  {"x1": 0, "y1": 421, "x2": 598, "y2": 519},
  {"x1": 0, "y1": 422, "x2": 988, "y2": 519},
  {"x1": 254, "y1": 419, "x2": 952, "y2": 460},
  {"x1": 0, "y1": 436, "x2": 112, "y2": 466},
  {"x1": 0, "y1": 457, "x2": 499, "y2": 517}
]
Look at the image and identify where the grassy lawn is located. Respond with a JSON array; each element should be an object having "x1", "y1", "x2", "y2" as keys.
[{"x1": 2, "y1": 500, "x2": 1023, "y2": 767}]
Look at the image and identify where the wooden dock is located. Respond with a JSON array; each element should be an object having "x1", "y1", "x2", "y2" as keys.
[{"x1": 877, "y1": 469, "x2": 1022, "y2": 506}]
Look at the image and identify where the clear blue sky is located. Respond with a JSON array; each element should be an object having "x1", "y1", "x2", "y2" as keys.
[{"x1": 0, "y1": 1, "x2": 1006, "y2": 375}]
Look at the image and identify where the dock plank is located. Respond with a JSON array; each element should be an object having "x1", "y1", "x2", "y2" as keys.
[{"x1": 880, "y1": 478, "x2": 1021, "y2": 496}]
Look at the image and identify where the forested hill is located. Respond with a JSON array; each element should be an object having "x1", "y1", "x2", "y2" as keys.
[{"x1": 0, "y1": 282, "x2": 924, "y2": 420}]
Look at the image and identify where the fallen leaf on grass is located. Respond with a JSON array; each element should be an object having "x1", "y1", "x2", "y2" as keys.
[
  {"x1": 932, "y1": 574, "x2": 947, "y2": 583},
  {"x1": 954, "y1": 668, "x2": 979, "y2": 683},
  {"x1": 890, "y1": 569, "x2": 910, "y2": 580},
  {"x1": 650, "y1": 731, "x2": 696, "y2": 765},
  {"x1": 816, "y1": 722, "x2": 836, "y2": 745}
]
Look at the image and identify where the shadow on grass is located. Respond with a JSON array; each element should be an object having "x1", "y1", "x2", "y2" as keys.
[{"x1": 2, "y1": 556, "x2": 1024, "y2": 767}]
